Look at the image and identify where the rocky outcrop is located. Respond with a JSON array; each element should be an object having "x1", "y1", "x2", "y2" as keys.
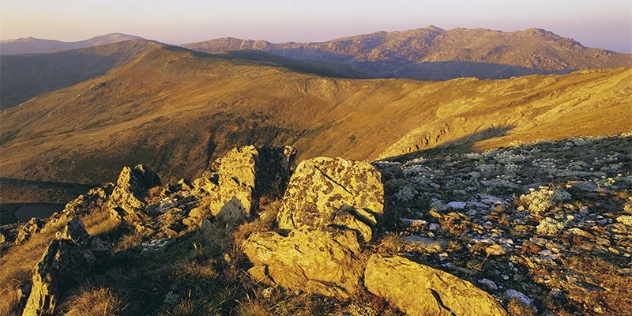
[
  {"x1": 62, "y1": 183, "x2": 114, "y2": 217},
  {"x1": 242, "y1": 156, "x2": 384, "y2": 298},
  {"x1": 15, "y1": 217, "x2": 44, "y2": 244},
  {"x1": 364, "y1": 254, "x2": 508, "y2": 316},
  {"x1": 194, "y1": 145, "x2": 296, "y2": 224},
  {"x1": 276, "y1": 157, "x2": 384, "y2": 242},
  {"x1": 108, "y1": 164, "x2": 162, "y2": 219},
  {"x1": 22, "y1": 217, "x2": 113, "y2": 316},
  {"x1": 242, "y1": 228, "x2": 363, "y2": 298}
]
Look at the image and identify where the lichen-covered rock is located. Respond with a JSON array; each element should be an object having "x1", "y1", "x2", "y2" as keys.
[
  {"x1": 62, "y1": 183, "x2": 114, "y2": 217},
  {"x1": 15, "y1": 217, "x2": 44, "y2": 244},
  {"x1": 364, "y1": 254, "x2": 507, "y2": 316},
  {"x1": 277, "y1": 157, "x2": 384, "y2": 242},
  {"x1": 108, "y1": 164, "x2": 162, "y2": 217},
  {"x1": 242, "y1": 228, "x2": 363, "y2": 298},
  {"x1": 22, "y1": 218, "x2": 113, "y2": 316},
  {"x1": 194, "y1": 146, "x2": 296, "y2": 223},
  {"x1": 206, "y1": 146, "x2": 258, "y2": 220}
]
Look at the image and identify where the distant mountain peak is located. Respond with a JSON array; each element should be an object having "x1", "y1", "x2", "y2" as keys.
[
  {"x1": 182, "y1": 26, "x2": 631, "y2": 80},
  {"x1": 0, "y1": 33, "x2": 144, "y2": 55}
]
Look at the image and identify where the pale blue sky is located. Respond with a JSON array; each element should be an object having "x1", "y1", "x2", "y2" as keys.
[{"x1": 1, "y1": 0, "x2": 631, "y2": 52}]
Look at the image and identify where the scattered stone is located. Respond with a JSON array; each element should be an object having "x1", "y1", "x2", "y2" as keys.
[
  {"x1": 198, "y1": 145, "x2": 296, "y2": 223},
  {"x1": 447, "y1": 201, "x2": 467, "y2": 209},
  {"x1": 364, "y1": 254, "x2": 507, "y2": 315},
  {"x1": 402, "y1": 235, "x2": 447, "y2": 253},
  {"x1": 62, "y1": 183, "x2": 114, "y2": 217},
  {"x1": 479, "y1": 278, "x2": 498, "y2": 291},
  {"x1": 616, "y1": 215, "x2": 632, "y2": 226},
  {"x1": 486, "y1": 243, "x2": 507, "y2": 256}
]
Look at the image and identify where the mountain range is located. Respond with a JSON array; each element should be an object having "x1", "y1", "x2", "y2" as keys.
[
  {"x1": 183, "y1": 26, "x2": 631, "y2": 80},
  {"x1": 0, "y1": 33, "x2": 144, "y2": 55},
  {"x1": 1, "y1": 27, "x2": 631, "y2": 200}
]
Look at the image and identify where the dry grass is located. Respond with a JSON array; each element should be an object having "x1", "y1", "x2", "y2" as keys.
[
  {"x1": 61, "y1": 286, "x2": 127, "y2": 316},
  {"x1": 2, "y1": 44, "x2": 630, "y2": 190},
  {"x1": 506, "y1": 298, "x2": 535, "y2": 316},
  {"x1": 0, "y1": 206, "x2": 127, "y2": 315},
  {"x1": 0, "y1": 216, "x2": 71, "y2": 315}
]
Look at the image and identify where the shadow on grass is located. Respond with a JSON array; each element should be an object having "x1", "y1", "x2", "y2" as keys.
[{"x1": 383, "y1": 125, "x2": 515, "y2": 163}]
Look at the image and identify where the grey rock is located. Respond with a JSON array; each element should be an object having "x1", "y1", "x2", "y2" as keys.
[{"x1": 22, "y1": 218, "x2": 113, "y2": 316}]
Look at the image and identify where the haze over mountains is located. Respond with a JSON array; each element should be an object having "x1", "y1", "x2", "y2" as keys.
[
  {"x1": 0, "y1": 33, "x2": 144, "y2": 55},
  {"x1": 0, "y1": 26, "x2": 631, "y2": 197}
]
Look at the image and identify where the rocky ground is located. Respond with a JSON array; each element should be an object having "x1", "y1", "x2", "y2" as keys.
[
  {"x1": 1, "y1": 134, "x2": 631, "y2": 315},
  {"x1": 375, "y1": 134, "x2": 632, "y2": 315}
]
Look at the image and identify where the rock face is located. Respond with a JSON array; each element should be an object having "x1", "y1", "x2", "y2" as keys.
[
  {"x1": 15, "y1": 217, "x2": 44, "y2": 244},
  {"x1": 22, "y1": 218, "x2": 113, "y2": 316},
  {"x1": 276, "y1": 157, "x2": 384, "y2": 242},
  {"x1": 207, "y1": 146, "x2": 259, "y2": 221},
  {"x1": 198, "y1": 145, "x2": 296, "y2": 223},
  {"x1": 62, "y1": 183, "x2": 114, "y2": 217},
  {"x1": 364, "y1": 254, "x2": 508, "y2": 316},
  {"x1": 242, "y1": 228, "x2": 363, "y2": 298},
  {"x1": 109, "y1": 164, "x2": 162, "y2": 218},
  {"x1": 242, "y1": 156, "x2": 385, "y2": 298}
]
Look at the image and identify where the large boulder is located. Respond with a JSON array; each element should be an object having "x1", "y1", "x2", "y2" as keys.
[
  {"x1": 364, "y1": 254, "x2": 507, "y2": 316},
  {"x1": 194, "y1": 146, "x2": 296, "y2": 224},
  {"x1": 108, "y1": 164, "x2": 162, "y2": 220},
  {"x1": 208, "y1": 146, "x2": 259, "y2": 221},
  {"x1": 242, "y1": 227, "x2": 363, "y2": 298},
  {"x1": 277, "y1": 157, "x2": 384, "y2": 242},
  {"x1": 22, "y1": 218, "x2": 113, "y2": 316}
]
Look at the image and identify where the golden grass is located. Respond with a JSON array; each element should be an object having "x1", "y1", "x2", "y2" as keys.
[
  {"x1": 0, "y1": 216, "x2": 71, "y2": 315},
  {"x1": 2, "y1": 42, "x2": 630, "y2": 189},
  {"x1": 0, "y1": 206, "x2": 126, "y2": 315},
  {"x1": 61, "y1": 286, "x2": 126, "y2": 316}
]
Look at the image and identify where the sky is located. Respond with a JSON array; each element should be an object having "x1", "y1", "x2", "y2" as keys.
[{"x1": 1, "y1": 0, "x2": 631, "y2": 53}]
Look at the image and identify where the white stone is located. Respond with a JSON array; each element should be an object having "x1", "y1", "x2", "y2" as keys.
[
  {"x1": 479, "y1": 278, "x2": 498, "y2": 291},
  {"x1": 447, "y1": 201, "x2": 467, "y2": 209}
]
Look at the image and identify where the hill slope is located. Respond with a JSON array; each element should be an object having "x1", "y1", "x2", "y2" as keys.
[
  {"x1": 0, "y1": 40, "x2": 165, "y2": 109},
  {"x1": 0, "y1": 42, "x2": 364, "y2": 110},
  {"x1": 1, "y1": 44, "x2": 630, "y2": 187},
  {"x1": 0, "y1": 33, "x2": 144, "y2": 55},
  {"x1": 183, "y1": 26, "x2": 632, "y2": 80}
]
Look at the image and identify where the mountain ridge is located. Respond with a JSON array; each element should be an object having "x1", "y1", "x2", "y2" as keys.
[
  {"x1": 183, "y1": 26, "x2": 632, "y2": 80},
  {"x1": 1, "y1": 42, "x2": 629, "y2": 187},
  {"x1": 0, "y1": 40, "x2": 164, "y2": 109},
  {"x1": 0, "y1": 33, "x2": 144, "y2": 55}
]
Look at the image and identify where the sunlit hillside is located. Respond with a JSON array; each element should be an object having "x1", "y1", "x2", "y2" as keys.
[{"x1": 1, "y1": 42, "x2": 630, "y2": 189}]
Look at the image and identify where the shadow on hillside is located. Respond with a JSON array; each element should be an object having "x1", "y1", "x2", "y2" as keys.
[
  {"x1": 210, "y1": 49, "x2": 364, "y2": 79},
  {"x1": 0, "y1": 53, "x2": 118, "y2": 110},
  {"x1": 263, "y1": 47, "x2": 571, "y2": 80},
  {"x1": 383, "y1": 125, "x2": 515, "y2": 163}
]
